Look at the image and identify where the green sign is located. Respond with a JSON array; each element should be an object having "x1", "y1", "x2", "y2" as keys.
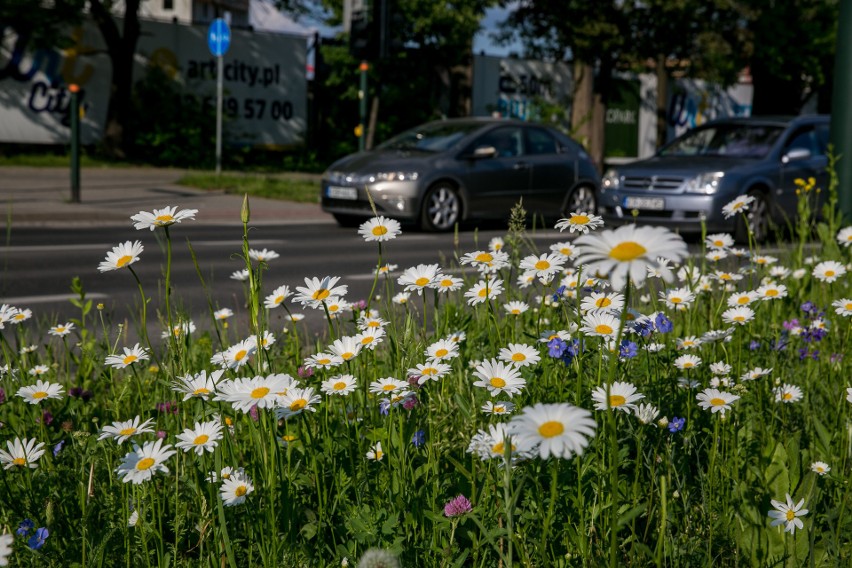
[{"x1": 604, "y1": 79, "x2": 640, "y2": 158}]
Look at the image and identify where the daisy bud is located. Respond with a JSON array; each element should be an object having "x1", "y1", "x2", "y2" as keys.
[
  {"x1": 241, "y1": 193, "x2": 251, "y2": 223},
  {"x1": 657, "y1": 416, "x2": 669, "y2": 428}
]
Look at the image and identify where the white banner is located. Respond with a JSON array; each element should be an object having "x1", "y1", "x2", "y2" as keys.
[{"x1": 0, "y1": 18, "x2": 307, "y2": 147}]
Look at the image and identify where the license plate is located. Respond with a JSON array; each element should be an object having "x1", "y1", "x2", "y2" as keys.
[
  {"x1": 327, "y1": 186, "x2": 358, "y2": 200},
  {"x1": 623, "y1": 196, "x2": 665, "y2": 210}
]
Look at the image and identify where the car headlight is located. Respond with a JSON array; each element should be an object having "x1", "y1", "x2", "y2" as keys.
[
  {"x1": 374, "y1": 171, "x2": 420, "y2": 182},
  {"x1": 684, "y1": 172, "x2": 725, "y2": 195},
  {"x1": 601, "y1": 169, "x2": 620, "y2": 191}
]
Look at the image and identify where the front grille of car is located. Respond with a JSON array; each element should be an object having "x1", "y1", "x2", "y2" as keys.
[
  {"x1": 322, "y1": 198, "x2": 373, "y2": 212},
  {"x1": 623, "y1": 176, "x2": 685, "y2": 191}
]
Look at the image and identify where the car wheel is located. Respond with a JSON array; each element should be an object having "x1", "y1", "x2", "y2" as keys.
[
  {"x1": 563, "y1": 185, "x2": 597, "y2": 216},
  {"x1": 332, "y1": 213, "x2": 362, "y2": 228},
  {"x1": 735, "y1": 190, "x2": 770, "y2": 243},
  {"x1": 421, "y1": 183, "x2": 461, "y2": 231}
]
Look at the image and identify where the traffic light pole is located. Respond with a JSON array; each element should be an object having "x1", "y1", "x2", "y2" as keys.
[
  {"x1": 831, "y1": 0, "x2": 852, "y2": 221},
  {"x1": 359, "y1": 61, "x2": 368, "y2": 152}
]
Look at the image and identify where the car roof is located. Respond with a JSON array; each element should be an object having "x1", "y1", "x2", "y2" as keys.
[{"x1": 699, "y1": 115, "x2": 830, "y2": 128}]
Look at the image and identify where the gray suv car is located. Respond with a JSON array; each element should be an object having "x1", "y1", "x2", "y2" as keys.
[
  {"x1": 599, "y1": 115, "x2": 830, "y2": 241},
  {"x1": 321, "y1": 118, "x2": 600, "y2": 231}
]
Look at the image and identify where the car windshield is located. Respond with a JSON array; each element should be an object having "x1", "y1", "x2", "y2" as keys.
[
  {"x1": 377, "y1": 122, "x2": 483, "y2": 152},
  {"x1": 659, "y1": 124, "x2": 785, "y2": 159}
]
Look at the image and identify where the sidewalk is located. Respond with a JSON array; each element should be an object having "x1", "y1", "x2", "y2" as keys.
[{"x1": 0, "y1": 166, "x2": 334, "y2": 227}]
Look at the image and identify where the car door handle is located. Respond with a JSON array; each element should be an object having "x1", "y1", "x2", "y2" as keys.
[{"x1": 513, "y1": 162, "x2": 529, "y2": 170}]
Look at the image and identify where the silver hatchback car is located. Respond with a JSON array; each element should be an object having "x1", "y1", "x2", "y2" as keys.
[
  {"x1": 599, "y1": 115, "x2": 830, "y2": 241},
  {"x1": 321, "y1": 118, "x2": 600, "y2": 230}
]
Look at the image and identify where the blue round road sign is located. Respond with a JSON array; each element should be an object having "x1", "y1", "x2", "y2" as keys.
[{"x1": 208, "y1": 18, "x2": 231, "y2": 57}]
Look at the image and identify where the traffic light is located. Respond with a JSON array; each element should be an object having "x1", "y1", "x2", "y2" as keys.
[{"x1": 349, "y1": 8, "x2": 377, "y2": 60}]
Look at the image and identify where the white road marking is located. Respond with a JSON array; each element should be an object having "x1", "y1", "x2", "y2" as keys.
[
  {"x1": 1, "y1": 239, "x2": 286, "y2": 253},
  {"x1": 0, "y1": 292, "x2": 109, "y2": 304}
]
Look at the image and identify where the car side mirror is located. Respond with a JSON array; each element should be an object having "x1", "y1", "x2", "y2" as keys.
[
  {"x1": 782, "y1": 148, "x2": 811, "y2": 164},
  {"x1": 471, "y1": 145, "x2": 497, "y2": 159}
]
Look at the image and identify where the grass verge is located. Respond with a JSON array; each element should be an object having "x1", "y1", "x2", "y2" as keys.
[{"x1": 176, "y1": 173, "x2": 321, "y2": 203}]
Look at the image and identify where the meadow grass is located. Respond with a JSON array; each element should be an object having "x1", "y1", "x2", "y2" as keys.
[
  {"x1": 175, "y1": 173, "x2": 320, "y2": 204},
  {"x1": 0, "y1": 181, "x2": 851, "y2": 567}
]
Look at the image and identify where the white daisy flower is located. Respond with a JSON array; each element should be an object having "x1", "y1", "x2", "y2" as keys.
[
  {"x1": 459, "y1": 250, "x2": 511, "y2": 274},
  {"x1": 550, "y1": 241, "x2": 577, "y2": 259},
  {"x1": 774, "y1": 384, "x2": 803, "y2": 403},
  {"x1": 721, "y1": 306, "x2": 755, "y2": 325},
  {"x1": 276, "y1": 387, "x2": 322, "y2": 419},
  {"x1": 481, "y1": 400, "x2": 516, "y2": 415},
  {"x1": 661, "y1": 287, "x2": 696, "y2": 309},
  {"x1": 425, "y1": 339, "x2": 459, "y2": 361},
  {"x1": 0, "y1": 437, "x2": 46, "y2": 469},
  {"x1": 705, "y1": 233, "x2": 734, "y2": 249},
  {"x1": 397, "y1": 263, "x2": 440, "y2": 294},
  {"x1": 676, "y1": 336, "x2": 702, "y2": 350},
  {"x1": 230, "y1": 269, "x2": 250, "y2": 281},
  {"x1": 408, "y1": 361, "x2": 452, "y2": 385},
  {"x1": 836, "y1": 226, "x2": 852, "y2": 248},
  {"x1": 633, "y1": 403, "x2": 659, "y2": 425},
  {"x1": 519, "y1": 252, "x2": 565, "y2": 278},
  {"x1": 392, "y1": 292, "x2": 411, "y2": 304},
  {"x1": 673, "y1": 354, "x2": 702, "y2": 370},
  {"x1": 366, "y1": 442, "x2": 384, "y2": 461},
  {"x1": 175, "y1": 420, "x2": 224, "y2": 455},
  {"x1": 48, "y1": 322, "x2": 75, "y2": 336},
  {"x1": 321, "y1": 374, "x2": 358, "y2": 396},
  {"x1": 573, "y1": 225, "x2": 688, "y2": 290},
  {"x1": 721, "y1": 194, "x2": 755, "y2": 218},
  {"x1": 497, "y1": 343, "x2": 541, "y2": 368},
  {"x1": 467, "y1": 422, "x2": 535, "y2": 462},
  {"x1": 696, "y1": 388, "x2": 740, "y2": 416},
  {"x1": 172, "y1": 370, "x2": 224, "y2": 401},
  {"x1": 727, "y1": 291, "x2": 759, "y2": 307},
  {"x1": 210, "y1": 339, "x2": 257, "y2": 370},
  {"x1": 832, "y1": 298, "x2": 852, "y2": 317},
  {"x1": 358, "y1": 216, "x2": 402, "y2": 242},
  {"x1": 131, "y1": 206, "x2": 197, "y2": 230},
  {"x1": 0, "y1": 533, "x2": 13, "y2": 565},
  {"x1": 355, "y1": 327, "x2": 386, "y2": 350},
  {"x1": 709, "y1": 361, "x2": 732, "y2": 376},
  {"x1": 220, "y1": 472, "x2": 254, "y2": 506},
  {"x1": 756, "y1": 283, "x2": 787, "y2": 300},
  {"x1": 464, "y1": 277, "x2": 504, "y2": 305},
  {"x1": 767, "y1": 494, "x2": 808, "y2": 534},
  {"x1": 28, "y1": 365, "x2": 49, "y2": 376},
  {"x1": 248, "y1": 248, "x2": 279, "y2": 262},
  {"x1": 368, "y1": 377, "x2": 409, "y2": 396},
  {"x1": 508, "y1": 402, "x2": 597, "y2": 460},
  {"x1": 105, "y1": 343, "x2": 150, "y2": 369},
  {"x1": 116, "y1": 439, "x2": 176, "y2": 484},
  {"x1": 488, "y1": 236, "x2": 505, "y2": 252},
  {"x1": 98, "y1": 240, "x2": 144, "y2": 272},
  {"x1": 292, "y1": 276, "x2": 348, "y2": 308},
  {"x1": 503, "y1": 301, "x2": 530, "y2": 315},
  {"x1": 247, "y1": 331, "x2": 276, "y2": 350},
  {"x1": 580, "y1": 312, "x2": 621, "y2": 339},
  {"x1": 213, "y1": 308, "x2": 234, "y2": 320},
  {"x1": 98, "y1": 416, "x2": 156, "y2": 444},
  {"x1": 812, "y1": 260, "x2": 846, "y2": 283},
  {"x1": 214, "y1": 374, "x2": 292, "y2": 413},
  {"x1": 161, "y1": 320, "x2": 196, "y2": 340},
  {"x1": 580, "y1": 291, "x2": 624, "y2": 314},
  {"x1": 472, "y1": 359, "x2": 526, "y2": 398},
  {"x1": 303, "y1": 352, "x2": 344, "y2": 369},
  {"x1": 328, "y1": 335, "x2": 363, "y2": 362},
  {"x1": 431, "y1": 274, "x2": 464, "y2": 293},
  {"x1": 810, "y1": 461, "x2": 830, "y2": 476},
  {"x1": 16, "y1": 380, "x2": 64, "y2": 404},
  {"x1": 555, "y1": 211, "x2": 604, "y2": 234},
  {"x1": 591, "y1": 381, "x2": 644, "y2": 412}
]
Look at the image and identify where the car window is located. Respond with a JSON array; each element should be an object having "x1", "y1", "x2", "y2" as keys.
[
  {"x1": 660, "y1": 124, "x2": 784, "y2": 159},
  {"x1": 525, "y1": 128, "x2": 558, "y2": 155},
  {"x1": 472, "y1": 126, "x2": 525, "y2": 157},
  {"x1": 784, "y1": 127, "x2": 818, "y2": 156},
  {"x1": 377, "y1": 122, "x2": 483, "y2": 152},
  {"x1": 815, "y1": 125, "x2": 830, "y2": 155}
]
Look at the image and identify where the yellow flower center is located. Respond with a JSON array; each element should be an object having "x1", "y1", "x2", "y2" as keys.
[
  {"x1": 765, "y1": 289, "x2": 778, "y2": 297},
  {"x1": 155, "y1": 214, "x2": 174, "y2": 223},
  {"x1": 312, "y1": 289, "x2": 330, "y2": 300},
  {"x1": 435, "y1": 348, "x2": 448, "y2": 358},
  {"x1": 478, "y1": 288, "x2": 488, "y2": 297},
  {"x1": 595, "y1": 297, "x2": 611, "y2": 308},
  {"x1": 570, "y1": 214, "x2": 590, "y2": 224},
  {"x1": 732, "y1": 202, "x2": 744, "y2": 210},
  {"x1": 671, "y1": 297, "x2": 682, "y2": 304},
  {"x1": 32, "y1": 391, "x2": 48, "y2": 399},
  {"x1": 511, "y1": 353, "x2": 526, "y2": 362},
  {"x1": 290, "y1": 399, "x2": 307, "y2": 411},
  {"x1": 535, "y1": 260, "x2": 551, "y2": 270},
  {"x1": 720, "y1": 274, "x2": 732, "y2": 281},
  {"x1": 491, "y1": 442, "x2": 516, "y2": 455},
  {"x1": 538, "y1": 421, "x2": 564, "y2": 438},
  {"x1": 560, "y1": 247, "x2": 571, "y2": 255},
  {"x1": 274, "y1": 295, "x2": 284, "y2": 304},
  {"x1": 422, "y1": 368, "x2": 437, "y2": 375},
  {"x1": 123, "y1": 355, "x2": 138, "y2": 365},
  {"x1": 782, "y1": 392, "x2": 793, "y2": 401},
  {"x1": 475, "y1": 252, "x2": 493, "y2": 262},
  {"x1": 825, "y1": 270, "x2": 835, "y2": 277},
  {"x1": 372, "y1": 225, "x2": 388, "y2": 236},
  {"x1": 737, "y1": 297, "x2": 750, "y2": 305},
  {"x1": 194, "y1": 435, "x2": 209, "y2": 445},
  {"x1": 511, "y1": 309, "x2": 521, "y2": 314},
  {"x1": 489, "y1": 377, "x2": 506, "y2": 388},
  {"x1": 683, "y1": 362, "x2": 694, "y2": 368},
  {"x1": 116, "y1": 255, "x2": 133, "y2": 268},
  {"x1": 713, "y1": 240, "x2": 724, "y2": 247},
  {"x1": 193, "y1": 388, "x2": 210, "y2": 396},
  {"x1": 375, "y1": 450, "x2": 383, "y2": 460},
  {"x1": 13, "y1": 314, "x2": 25, "y2": 320},
  {"x1": 317, "y1": 358, "x2": 331, "y2": 365},
  {"x1": 251, "y1": 387, "x2": 270, "y2": 399},
  {"x1": 595, "y1": 324, "x2": 613, "y2": 335},
  {"x1": 333, "y1": 381, "x2": 348, "y2": 391},
  {"x1": 341, "y1": 352, "x2": 354, "y2": 360},
  {"x1": 846, "y1": 302, "x2": 852, "y2": 311},
  {"x1": 610, "y1": 395, "x2": 626, "y2": 407},
  {"x1": 234, "y1": 350, "x2": 248, "y2": 362},
  {"x1": 440, "y1": 279, "x2": 453, "y2": 287},
  {"x1": 609, "y1": 241, "x2": 647, "y2": 261},
  {"x1": 382, "y1": 384, "x2": 396, "y2": 391},
  {"x1": 136, "y1": 457, "x2": 155, "y2": 470},
  {"x1": 12, "y1": 457, "x2": 26, "y2": 466},
  {"x1": 710, "y1": 397, "x2": 727, "y2": 406},
  {"x1": 361, "y1": 336, "x2": 374, "y2": 345},
  {"x1": 367, "y1": 321, "x2": 380, "y2": 328},
  {"x1": 235, "y1": 485, "x2": 247, "y2": 497},
  {"x1": 415, "y1": 277, "x2": 430, "y2": 286},
  {"x1": 119, "y1": 427, "x2": 137, "y2": 436},
  {"x1": 734, "y1": 316, "x2": 745, "y2": 322},
  {"x1": 785, "y1": 510, "x2": 795, "y2": 521}
]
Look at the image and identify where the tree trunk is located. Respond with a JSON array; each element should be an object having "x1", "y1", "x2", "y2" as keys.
[
  {"x1": 89, "y1": 0, "x2": 141, "y2": 158},
  {"x1": 656, "y1": 54, "x2": 668, "y2": 148},
  {"x1": 570, "y1": 61, "x2": 594, "y2": 150}
]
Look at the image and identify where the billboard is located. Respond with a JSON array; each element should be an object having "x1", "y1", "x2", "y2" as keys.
[{"x1": 0, "y1": 18, "x2": 307, "y2": 147}]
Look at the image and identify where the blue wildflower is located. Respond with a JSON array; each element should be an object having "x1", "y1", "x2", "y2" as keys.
[
  {"x1": 552, "y1": 285, "x2": 567, "y2": 302},
  {"x1": 411, "y1": 430, "x2": 426, "y2": 448},
  {"x1": 654, "y1": 313, "x2": 673, "y2": 334},
  {"x1": 668, "y1": 417, "x2": 685, "y2": 433},
  {"x1": 547, "y1": 338, "x2": 568, "y2": 358},
  {"x1": 619, "y1": 340, "x2": 638, "y2": 359},
  {"x1": 53, "y1": 440, "x2": 64, "y2": 457},
  {"x1": 16, "y1": 519, "x2": 34, "y2": 537},
  {"x1": 748, "y1": 340, "x2": 761, "y2": 351},
  {"x1": 28, "y1": 527, "x2": 48, "y2": 550}
]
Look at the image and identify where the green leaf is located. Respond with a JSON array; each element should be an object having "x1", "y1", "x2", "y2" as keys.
[{"x1": 764, "y1": 442, "x2": 789, "y2": 497}]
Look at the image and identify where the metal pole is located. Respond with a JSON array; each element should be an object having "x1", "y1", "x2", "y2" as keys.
[
  {"x1": 831, "y1": 0, "x2": 852, "y2": 221},
  {"x1": 69, "y1": 84, "x2": 81, "y2": 203},
  {"x1": 216, "y1": 54, "x2": 223, "y2": 175},
  {"x1": 359, "y1": 60, "x2": 368, "y2": 151}
]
